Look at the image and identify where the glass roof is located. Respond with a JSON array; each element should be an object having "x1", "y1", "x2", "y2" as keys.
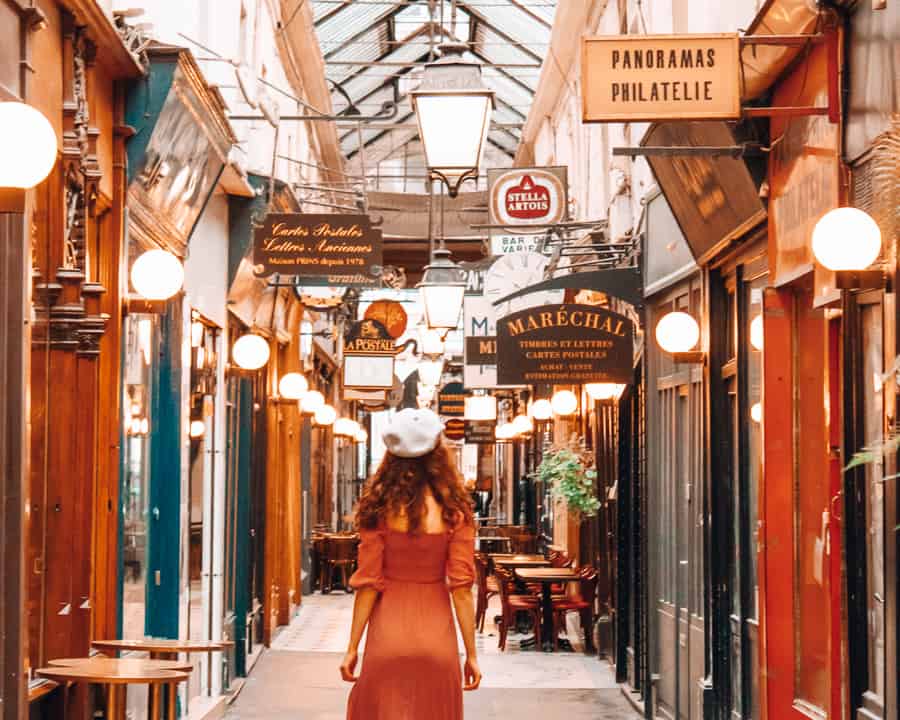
[{"x1": 311, "y1": 0, "x2": 558, "y2": 174}]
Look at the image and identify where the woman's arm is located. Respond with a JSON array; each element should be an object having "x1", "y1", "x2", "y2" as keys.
[
  {"x1": 451, "y1": 587, "x2": 482, "y2": 690},
  {"x1": 340, "y1": 587, "x2": 379, "y2": 682}
]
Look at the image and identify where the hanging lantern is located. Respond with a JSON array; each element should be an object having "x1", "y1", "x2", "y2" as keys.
[
  {"x1": 314, "y1": 404, "x2": 337, "y2": 427},
  {"x1": 417, "y1": 248, "x2": 467, "y2": 331},
  {"x1": 410, "y1": 44, "x2": 495, "y2": 198},
  {"x1": 0, "y1": 101, "x2": 58, "y2": 190},
  {"x1": 300, "y1": 390, "x2": 325, "y2": 414},
  {"x1": 529, "y1": 398, "x2": 553, "y2": 421},
  {"x1": 418, "y1": 357, "x2": 445, "y2": 386},
  {"x1": 812, "y1": 207, "x2": 881, "y2": 271},
  {"x1": 585, "y1": 383, "x2": 626, "y2": 401},
  {"x1": 750, "y1": 315, "x2": 764, "y2": 352},
  {"x1": 278, "y1": 372, "x2": 309, "y2": 400},
  {"x1": 419, "y1": 326, "x2": 446, "y2": 355},
  {"x1": 232, "y1": 333, "x2": 270, "y2": 370},
  {"x1": 551, "y1": 390, "x2": 578, "y2": 416},
  {"x1": 131, "y1": 249, "x2": 185, "y2": 301},
  {"x1": 464, "y1": 394, "x2": 497, "y2": 421},
  {"x1": 655, "y1": 311, "x2": 700, "y2": 354}
]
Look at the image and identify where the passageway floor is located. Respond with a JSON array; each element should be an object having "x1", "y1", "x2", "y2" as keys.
[{"x1": 226, "y1": 593, "x2": 641, "y2": 719}]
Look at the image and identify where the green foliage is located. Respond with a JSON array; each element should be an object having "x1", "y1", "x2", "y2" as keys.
[{"x1": 537, "y1": 444, "x2": 601, "y2": 520}]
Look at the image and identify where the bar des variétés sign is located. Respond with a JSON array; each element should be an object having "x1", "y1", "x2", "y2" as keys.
[
  {"x1": 582, "y1": 34, "x2": 740, "y2": 122},
  {"x1": 496, "y1": 304, "x2": 633, "y2": 386}
]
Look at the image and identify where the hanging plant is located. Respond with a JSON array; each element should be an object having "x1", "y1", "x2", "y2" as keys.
[{"x1": 537, "y1": 439, "x2": 600, "y2": 520}]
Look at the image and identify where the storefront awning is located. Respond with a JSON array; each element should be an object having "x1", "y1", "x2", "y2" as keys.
[{"x1": 740, "y1": 0, "x2": 821, "y2": 100}]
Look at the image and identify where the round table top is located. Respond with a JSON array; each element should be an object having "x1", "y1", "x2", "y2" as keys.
[
  {"x1": 92, "y1": 639, "x2": 233, "y2": 654},
  {"x1": 514, "y1": 567, "x2": 581, "y2": 582},
  {"x1": 36, "y1": 659, "x2": 189, "y2": 684},
  {"x1": 50, "y1": 657, "x2": 193, "y2": 672},
  {"x1": 493, "y1": 557, "x2": 551, "y2": 567}
]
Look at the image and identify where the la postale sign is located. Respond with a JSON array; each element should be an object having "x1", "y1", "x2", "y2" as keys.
[
  {"x1": 496, "y1": 304, "x2": 633, "y2": 386},
  {"x1": 253, "y1": 213, "x2": 383, "y2": 286},
  {"x1": 582, "y1": 34, "x2": 740, "y2": 122}
]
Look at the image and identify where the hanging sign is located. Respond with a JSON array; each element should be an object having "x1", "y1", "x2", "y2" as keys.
[
  {"x1": 463, "y1": 296, "x2": 499, "y2": 389},
  {"x1": 363, "y1": 299, "x2": 408, "y2": 339},
  {"x1": 443, "y1": 418, "x2": 466, "y2": 441},
  {"x1": 496, "y1": 304, "x2": 634, "y2": 385},
  {"x1": 438, "y1": 381, "x2": 470, "y2": 417},
  {"x1": 487, "y1": 167, "x2": 568, "y2": 255},
  {"x1": 342, "y1": 319, "x2": 396, "y2": 390},
  {"x1": 253, "y1": 213, "x2": 383, "y2": 286},
  {"x1": 582, "y1": 34, "x2": 741, "y2": 122},
  {"x1": 464, "y1": 420, "x2": 497, "y2": 444}
]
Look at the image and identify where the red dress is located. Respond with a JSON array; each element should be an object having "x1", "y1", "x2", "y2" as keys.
[{"x1": 347, "y1": 521, "x2": 476, "y2": 720}]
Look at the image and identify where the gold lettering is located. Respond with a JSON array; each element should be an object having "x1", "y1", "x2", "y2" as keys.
[
  {"x1": 570, "y1": 311, "x2": 584, "y2": 326},
  {"x1": 507, "y1": 318, "x2": 526, "y2": 336},
  {"x1": 556, "y1": 309, "x2": 569, "y2": 326}
]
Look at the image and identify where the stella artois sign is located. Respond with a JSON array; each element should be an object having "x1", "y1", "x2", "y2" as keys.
[
  {"x1": 487, "y1": 167, "x2": 567, "y2": 255},
  {"x1": 582, "y1": 34, "x2": 741, "y2": 122}
]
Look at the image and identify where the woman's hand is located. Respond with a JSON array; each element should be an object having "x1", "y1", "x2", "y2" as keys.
[
  {"x1": 463, "y1": 655, "x2": 482, "y2": 691},
  {"x1": 339, "y1": 649, "x2": 359, "y2": 683}
]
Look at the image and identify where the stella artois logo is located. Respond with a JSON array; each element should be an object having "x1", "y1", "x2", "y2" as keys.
[{"x1": 489, "y1": 168, "x2": 566, "y2": 234}]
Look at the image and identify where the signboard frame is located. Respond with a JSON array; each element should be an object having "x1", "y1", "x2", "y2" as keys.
[
  {"x1": 582, "y1": 33, "x2": 742, "y2": 123},
  {"x1": 487, "y1": 166, "x2": 568, "y2": 256},
  {"x1": 342, "y1": 319, "x2": 396, "y2": 390}
]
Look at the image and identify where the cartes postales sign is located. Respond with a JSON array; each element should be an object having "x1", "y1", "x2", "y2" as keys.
[
  {"x1": 253, "y1": 213, "x2": 383, "y2": 286},
  {"x1": 487, "y1": 167, "x2": 567, "y2": 255},
  {"x1": 582, "y1": 34, "x2": 741, "y2": 122},
  {"x1": 496, "y1": 304, "x2": 633, "y2": 386}
]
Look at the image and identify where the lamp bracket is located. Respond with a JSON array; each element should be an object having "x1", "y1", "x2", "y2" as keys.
[
  {"x1": 123, "y1": 295, "x2": 169, "y2": 315},
  {"x1": 429, "y1": 167, "x2": 478, "y2": 199},
  {"x1": 835, "y1": 270, "x2": 887, "y2": 291},
  {"x1": 671, "y1": 351, "x2": 707, "y2": 365}
]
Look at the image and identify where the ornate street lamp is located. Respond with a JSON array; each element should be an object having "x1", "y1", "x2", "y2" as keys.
[
  {"x1": 417, "y1": 247, "x2": 467, "y2": 331},
  {"x1": 411, "y1": 44, "x2": 495, "y2": 199}
]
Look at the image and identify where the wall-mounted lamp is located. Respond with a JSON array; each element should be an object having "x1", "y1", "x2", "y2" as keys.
[
  {"x1": 464, "y1": 394, "x2": 497, "y2": 421},
  {"x1": 655, "y1": 311, "x2": 704, "y2": 364},
  {"x1": 812, "y1": 207, "x2": 885, "y2": 290},
  {"x1": 528, "y1": 398, "x2": 553, "y2": 421},
  {"x1": 0, "y1": 101, "x2": 57, "y2": 212},
  {"x1": 130, "y1": 249, "x2": 185, "y2": 301},
  {"x1": 512, "y1": 414, "x2": 533, "y2": 436},
  {"x1": 314, "y1": 404, "x2": 337, "y2": 427},
  {"x1": 278, "y1": 372, "x2": 309, "y2": 400},
  {"x1": 550, "y1": 390, "x2": 578, "y2": 417},
  {"x1": 585, "y1": 383, "x2": 626, "y2": 401},
  {"x1": 232, "y1": 333, "x2": 270, "y2": 370},
  {"x1": 749, "y1": 315, "x2": 764, "y2": 352},
  {"x1": 300, "y1": 390, "x2": 325, "y2": 415}
]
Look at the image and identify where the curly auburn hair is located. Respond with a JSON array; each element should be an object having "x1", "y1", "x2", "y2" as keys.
[{"x1": 356, "y1": 441, "x2": 474, "y2": 532}]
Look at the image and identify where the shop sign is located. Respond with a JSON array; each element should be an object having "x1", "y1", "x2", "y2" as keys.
[
  {"x1": 443, "y1": 418, "x2": 466, "y2": 441},
  {"x1": 464, "y1": 420, "x2": 497, "y2": 444},
  {"x1": 582, "y1": 34, "x2": 741, "y2": 122},
  {"x1": 487, "y1": 167, "x2": 567, "y2": 255},
  {"x1": 253, "y1": 213, "x2": 383, "y2": 286},
  {"x1": 437, "y1": 381, "x2": 470, "y2": 417},
  {"x1": 363, "y1": 299, "x2": 408, "y2": 339},
  {"x1": 463, "y1": 296, "x2": 498, "y2": 389},
  {"x1": 496, "y1": 304, "x2": 633, "y2": 385},
  {"x1": 342, "y1": 319, "x2": 395, "y2": 390},
  {"x1": 768, "y1": 43, "x2": 840, "y2": 303}
]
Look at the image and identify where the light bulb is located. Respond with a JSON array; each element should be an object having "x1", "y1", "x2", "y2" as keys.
[
  {"x1": 0, "y1": 102, "x2": 58, "y2": 189},
  {"x1": 529, "y1": 399, "x2": 553, "y2": 421},
  {"x1": 300, "y1": 390, "x2": 325, "y2": 414},
  {"x1": 232, "y1": 334, "x2": 270, "y2": 370},
  {"x1": 278, "y1": 372, "x2": 308, "y2": 400},
  {"x1": 131, "y1": 249, "x2": 185, "y2": 300},
  {"x1": 314, "y1": 404, "x2": 337, "y2": 426},
  {"x1": 464, "y1": 394, "x2": 497, "y2": 421},
  {"x1": 551, "y1": 390, "x2": 578, "y2": 416},
  {"x1": 750, "y1": 402, "x2": 762, "y2": 424},
  {"x1": 189, "y1": 420, "x2": 205, "y2": 438},
  {"x1": 655, "y1": 311, "x2": 700, "y2": 354},
  {"x1": 750, "y1": 314, "x2": 764, "y2": 352},
  {"x1": 812, "y1": 207, "x2": 881, "y2": 271},
  {"x1": 354, "y1": 427, "x2": 368, "y2": 443}
]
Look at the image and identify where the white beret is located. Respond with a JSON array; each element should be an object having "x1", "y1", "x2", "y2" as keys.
[{"x1": 382, "y1": 408, "x2": 444, "y2": 458}]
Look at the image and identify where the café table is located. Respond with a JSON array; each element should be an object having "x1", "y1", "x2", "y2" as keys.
[
  {"x1": 476, "y1": 535, "x2": 511, "y2": 553},
  {"x1": 92, "y1": 638, "x2": 233, "y2": 710},
  {"x1": 492, "y1": 556, "x2": 550, "y2": 569},
  {"x1": 514, "y1": 567, "x2": 581, "y2": 652},
  {"x1": 36, "y1": 657, "x2": 188, "y2": 720}
]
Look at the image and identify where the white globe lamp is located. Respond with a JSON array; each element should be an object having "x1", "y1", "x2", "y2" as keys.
[
  {"x1": 354, "y1": 427, "x2": 368, "y2": 443},
  {"x1": 0, "y1": 102, "x2": 58, "y2": 190},
  {"x1": 131, "y1": 249, "x2": 185, "y2": 300},
  {"x1": 300, "y1": 390, "x2": 325, "y2": 414},
  {"x1": 551, "y1": 390, "x2": 578, "y2": 417},
  {"x1": 585, "y1": 383, "x2": 625, "y2": 401},
  {"x1": 655, "y1": 311, "x2": 700, "y2": 354},
  {"x1": 314, "y1": 404, "x2": 337, "y2": 427},
  {"x1": 812, "y1": 207, "x2": 881, "y2": 271},
  {"x1": 232, "y1": 333, "x2": 270, "y2": 370},
  {"x1": 750, "y1": 315, "x2": 764, "y2": 352},
  {"x1": 512, "y1": 414, "x2": 533, "y2": 435},
  {"x1": 529, "y1": 399, "x2": 553, "y2": 421},
  {"x1": 278, "y1": 372, "x2": 308, "y2": 400}
]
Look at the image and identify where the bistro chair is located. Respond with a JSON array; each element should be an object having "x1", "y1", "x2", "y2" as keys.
[
  {"x1": 474, "y1": 553, "x2": 499, "y2": 633},
  {"x1": 321, "y1": 534, "x2": 358, "y2": 594},
  {"x1": 551, "y1": 566, "x2": 598, "y2": 653},
  {"x1": 494, "y1": 567, "x2": 541, "y2": 651}
]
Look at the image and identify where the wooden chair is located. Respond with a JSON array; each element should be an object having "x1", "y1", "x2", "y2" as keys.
[
  {"x1": 321, "y1": 535, "x2": 358, "y2": 593},
  {"x1": 551, "y1": 566, "x2": 598, "y2": 653},
  {"x1": 494, "y1": 567, "x2": 541, "y2": 651},
  {"x1": 509, "y1": 532, "x2": 537, "y2": 554},
  {"x1": 474, "y1": 553, "x2": 499, "y2": 633}
]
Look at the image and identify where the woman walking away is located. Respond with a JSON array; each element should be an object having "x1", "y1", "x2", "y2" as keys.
[{"x1": 340, "y1": 408, "x2": 481, "y2": 720}]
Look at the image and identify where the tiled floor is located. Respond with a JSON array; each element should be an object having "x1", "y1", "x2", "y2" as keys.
[{"x1": 227, "y1": 591, "x2": 642, "y2": 719}]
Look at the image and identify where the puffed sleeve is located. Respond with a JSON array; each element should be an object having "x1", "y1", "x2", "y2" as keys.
[
  {"x1": 349, "y1": 528, "x2": 386, "y2": 592},
  {"x1": 447, "y1": 520, "x2": 476, "y2": 590}
]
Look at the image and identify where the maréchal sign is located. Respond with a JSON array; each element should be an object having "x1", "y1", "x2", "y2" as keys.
[
  {"x1": 253, "y1": 213, "x2": 382, "y2": 285},
  {"x1": 487, "y1": 167, "x2": 567, "y2": 255},
  {"x1": 496, "y1": 304, "x2": 633, "y2": 386},
  {"x1": 582, "y1": 34, "x2": 741, "y2": 122}
]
